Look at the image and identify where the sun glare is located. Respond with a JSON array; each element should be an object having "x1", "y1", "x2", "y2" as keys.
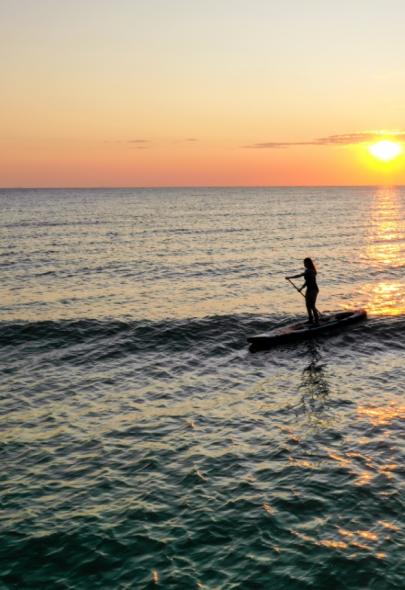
[{"x1": 368, "y1": 140, "x2": 403, "y2": 162}]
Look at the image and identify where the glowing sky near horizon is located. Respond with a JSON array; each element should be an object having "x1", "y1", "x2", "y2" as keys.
[{"x1": 1, "y1": 0, "x2": 405, "y2": 187}]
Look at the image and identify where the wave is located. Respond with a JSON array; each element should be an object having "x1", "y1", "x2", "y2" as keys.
[
  {"x1": 1, "y1": 314, "x2": 404, "y2": 358},
  {"x1": 0, "y1": 315, "x2": 269, "y2": 355}
]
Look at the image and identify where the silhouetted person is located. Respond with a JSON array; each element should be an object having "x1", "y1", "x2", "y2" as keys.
[{"x1": 286, "y1": 257, "x2": 319, "y2": 324}]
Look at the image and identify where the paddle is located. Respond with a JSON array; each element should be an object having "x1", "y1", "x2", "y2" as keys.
[
  {"x1": 286, "y1": 278, "x2": 322, "y2": 318},
  {"x1": 286, "y1": 277, "x2": 304, "y2": 297}
]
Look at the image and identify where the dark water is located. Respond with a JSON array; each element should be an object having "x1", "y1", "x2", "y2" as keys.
[{"x1": 1, "y1": 188, "x2": 404, "y2": 589}]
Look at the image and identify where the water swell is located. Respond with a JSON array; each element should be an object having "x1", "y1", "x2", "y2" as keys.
[
  {"x1": 1, "y1": 314, "x2": 404, "y2": 357},
  {"x1": 0, "y1": 316, "x2": 268, "y2": 361}
]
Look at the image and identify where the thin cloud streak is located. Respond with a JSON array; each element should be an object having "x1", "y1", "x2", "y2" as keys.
[
  {"x1": 127, "y1": 139, "x2": 151, "y2": 144},
  {"x1": 108, "y1": 138, "x2": 199, "y2": 147},
  {"x1": 128, "y1": 140, "x2": 151, "y2": 150},
  {"x1": 244, "y1": 131, "x2": 405, "y2": 149},
  {"x1": 105, "y1": 139, "x2": 152, "y2": 146},
  {"x1": 104, "y1": 139, "x2": 152, "y2": 149},
  {"x1": 171, "y1": 138, "x2": 199, "y2": 144}
]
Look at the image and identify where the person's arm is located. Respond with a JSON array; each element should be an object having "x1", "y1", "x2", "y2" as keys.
[{"x1": 285, "y1": 272, "x2": 304, "y2": 279}]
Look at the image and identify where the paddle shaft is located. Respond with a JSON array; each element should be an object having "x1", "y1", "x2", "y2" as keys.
[{"x1": 287, "y1": 278, "x2": 305, "y2": 297}]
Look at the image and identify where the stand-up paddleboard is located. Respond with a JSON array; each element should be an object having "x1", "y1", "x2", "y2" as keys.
[{"x1": 248, "y1": 309, "x2": 367, "y2": 352}]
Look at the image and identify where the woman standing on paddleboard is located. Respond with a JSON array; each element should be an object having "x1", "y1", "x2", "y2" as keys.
[{"x1": 286, "y1": 258, "x2": 319, "y2": 324}]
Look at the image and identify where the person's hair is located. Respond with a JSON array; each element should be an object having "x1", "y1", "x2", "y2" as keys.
[{"x1": 304, "y1": 257, "x2": 316, "y2": 273}]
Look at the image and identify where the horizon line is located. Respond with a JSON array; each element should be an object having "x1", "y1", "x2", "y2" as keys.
[{"x1": 0, "y1": 183, "x2": 403, "y2": 190}]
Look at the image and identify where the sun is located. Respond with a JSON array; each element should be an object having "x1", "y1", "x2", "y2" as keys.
[{"x1": 368, "y1": 140, "x2": 403, "y2": 162}]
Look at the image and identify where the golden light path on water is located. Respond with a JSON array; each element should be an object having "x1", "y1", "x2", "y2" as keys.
[
  {"x1": 363, "y1": 186, "x2": 405, "y2": 316},
  {"x1": 354, "y1": 186, "x2": 405, "y2": 461}
]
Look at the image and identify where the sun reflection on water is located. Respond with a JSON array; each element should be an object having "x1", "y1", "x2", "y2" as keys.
[
  {"x1": 292, "y1": 524, "x2": 390, "y2": 559},
  {"x1": 367, "y1": 187, "x2": 404, "y2": 267},
  {"x1": 357, "y1": 403, "x2": 405, "y2": 426},
  {"x1": 363, "y1": 186, "x2": 404, "y2": 316},
  {"x1": 364, "y1": 281, "x2": 404, "y2": 316}
]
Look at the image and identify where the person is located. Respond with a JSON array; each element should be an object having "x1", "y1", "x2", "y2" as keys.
[{"x1": 286, "y1": 258, "x2": 319, "y2": 324}]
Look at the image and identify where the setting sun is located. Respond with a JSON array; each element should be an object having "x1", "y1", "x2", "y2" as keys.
[{"x1": 368, "y1": 140, "x2": 403, "y2": 162}]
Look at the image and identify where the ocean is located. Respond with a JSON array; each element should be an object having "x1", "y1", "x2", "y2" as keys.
[{"x1": 1, "y1": 187, "x2": 404, "y2": 589}]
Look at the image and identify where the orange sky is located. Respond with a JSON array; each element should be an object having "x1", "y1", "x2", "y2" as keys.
[{"x1": 1, "y1": 1, "x2": 405, "y2": 187}]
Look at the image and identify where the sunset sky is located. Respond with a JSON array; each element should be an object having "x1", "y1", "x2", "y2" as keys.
[{"x1": 1, "y1": 0, "x2": 405, "y2": 187}]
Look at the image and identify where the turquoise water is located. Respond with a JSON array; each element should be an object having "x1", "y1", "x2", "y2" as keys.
[{"x1": 1, "y1": 187, "x2": 404, "y2": 589}]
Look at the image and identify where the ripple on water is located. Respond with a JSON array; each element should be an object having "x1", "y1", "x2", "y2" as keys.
[{"x1": 1, "y1": 188, "x2": 405, "y2": 588}]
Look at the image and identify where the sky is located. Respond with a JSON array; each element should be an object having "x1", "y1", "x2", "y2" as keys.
[{"x1": 1, "y1": 0, "x2": 405, "y2": 187}]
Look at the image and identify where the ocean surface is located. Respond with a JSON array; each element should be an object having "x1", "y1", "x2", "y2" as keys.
[{"x1": 1, "y1": 187, "x2": 404, "y2": 589}]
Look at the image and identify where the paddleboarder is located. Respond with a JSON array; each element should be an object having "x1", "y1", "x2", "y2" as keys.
[{"x1": 286, "y1": 258, "x2": 319, "y2": 324}]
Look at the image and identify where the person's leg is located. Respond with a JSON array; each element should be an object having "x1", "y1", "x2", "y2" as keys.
[
  {"x1": 312, "y1": 291, "x2": 319, "y2": 324},
  {"x1": 305, "y1": 295, "x2": 314, "y2": 322}
]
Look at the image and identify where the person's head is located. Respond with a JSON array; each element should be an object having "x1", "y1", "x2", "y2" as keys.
[{"x1": 304, "y1": 257, "x2": 316, "y2": 272}]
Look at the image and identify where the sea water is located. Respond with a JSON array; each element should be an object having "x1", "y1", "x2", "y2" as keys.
[{"x1": 1, "y1": 187, "x2": 404, "y2": 589}]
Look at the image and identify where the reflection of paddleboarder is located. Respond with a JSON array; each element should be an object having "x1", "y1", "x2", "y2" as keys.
[{"x1": 286, "y1": 257, "x2": 319, "y2": 324}]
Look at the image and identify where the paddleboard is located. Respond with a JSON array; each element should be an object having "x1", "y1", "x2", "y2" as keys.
[{"x1": 248, "y1": 309, "x2": 367, "y2": 351}]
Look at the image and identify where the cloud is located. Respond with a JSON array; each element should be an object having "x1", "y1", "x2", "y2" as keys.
[
  {"x1": 245, "y1": 141, "x2": 309, "y2": 149},
  {"x1": 127, "y1": 139, "x2": 150, "y2": 144},
  {"x1": 110, "y1": 139, "x2": 152, "y2": 149},
  {"x1": 105, "y1": 139, "x2": 152, "y2": 148},
  {"x1": 171, "y1": 138, "x2": 199, "y2": 144},
  {"x1": 315, "y1": 133, "x2": 376, "y2": 145},
  {"x1": 110, "y1": 138, "x2": 200, "y2": 148},
  {"x1": 107, "y1": 137, "x2": 199, "y2": 148},
  {"x1": 244, "y1": 131, "x2": 405, "y2": 149}
]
